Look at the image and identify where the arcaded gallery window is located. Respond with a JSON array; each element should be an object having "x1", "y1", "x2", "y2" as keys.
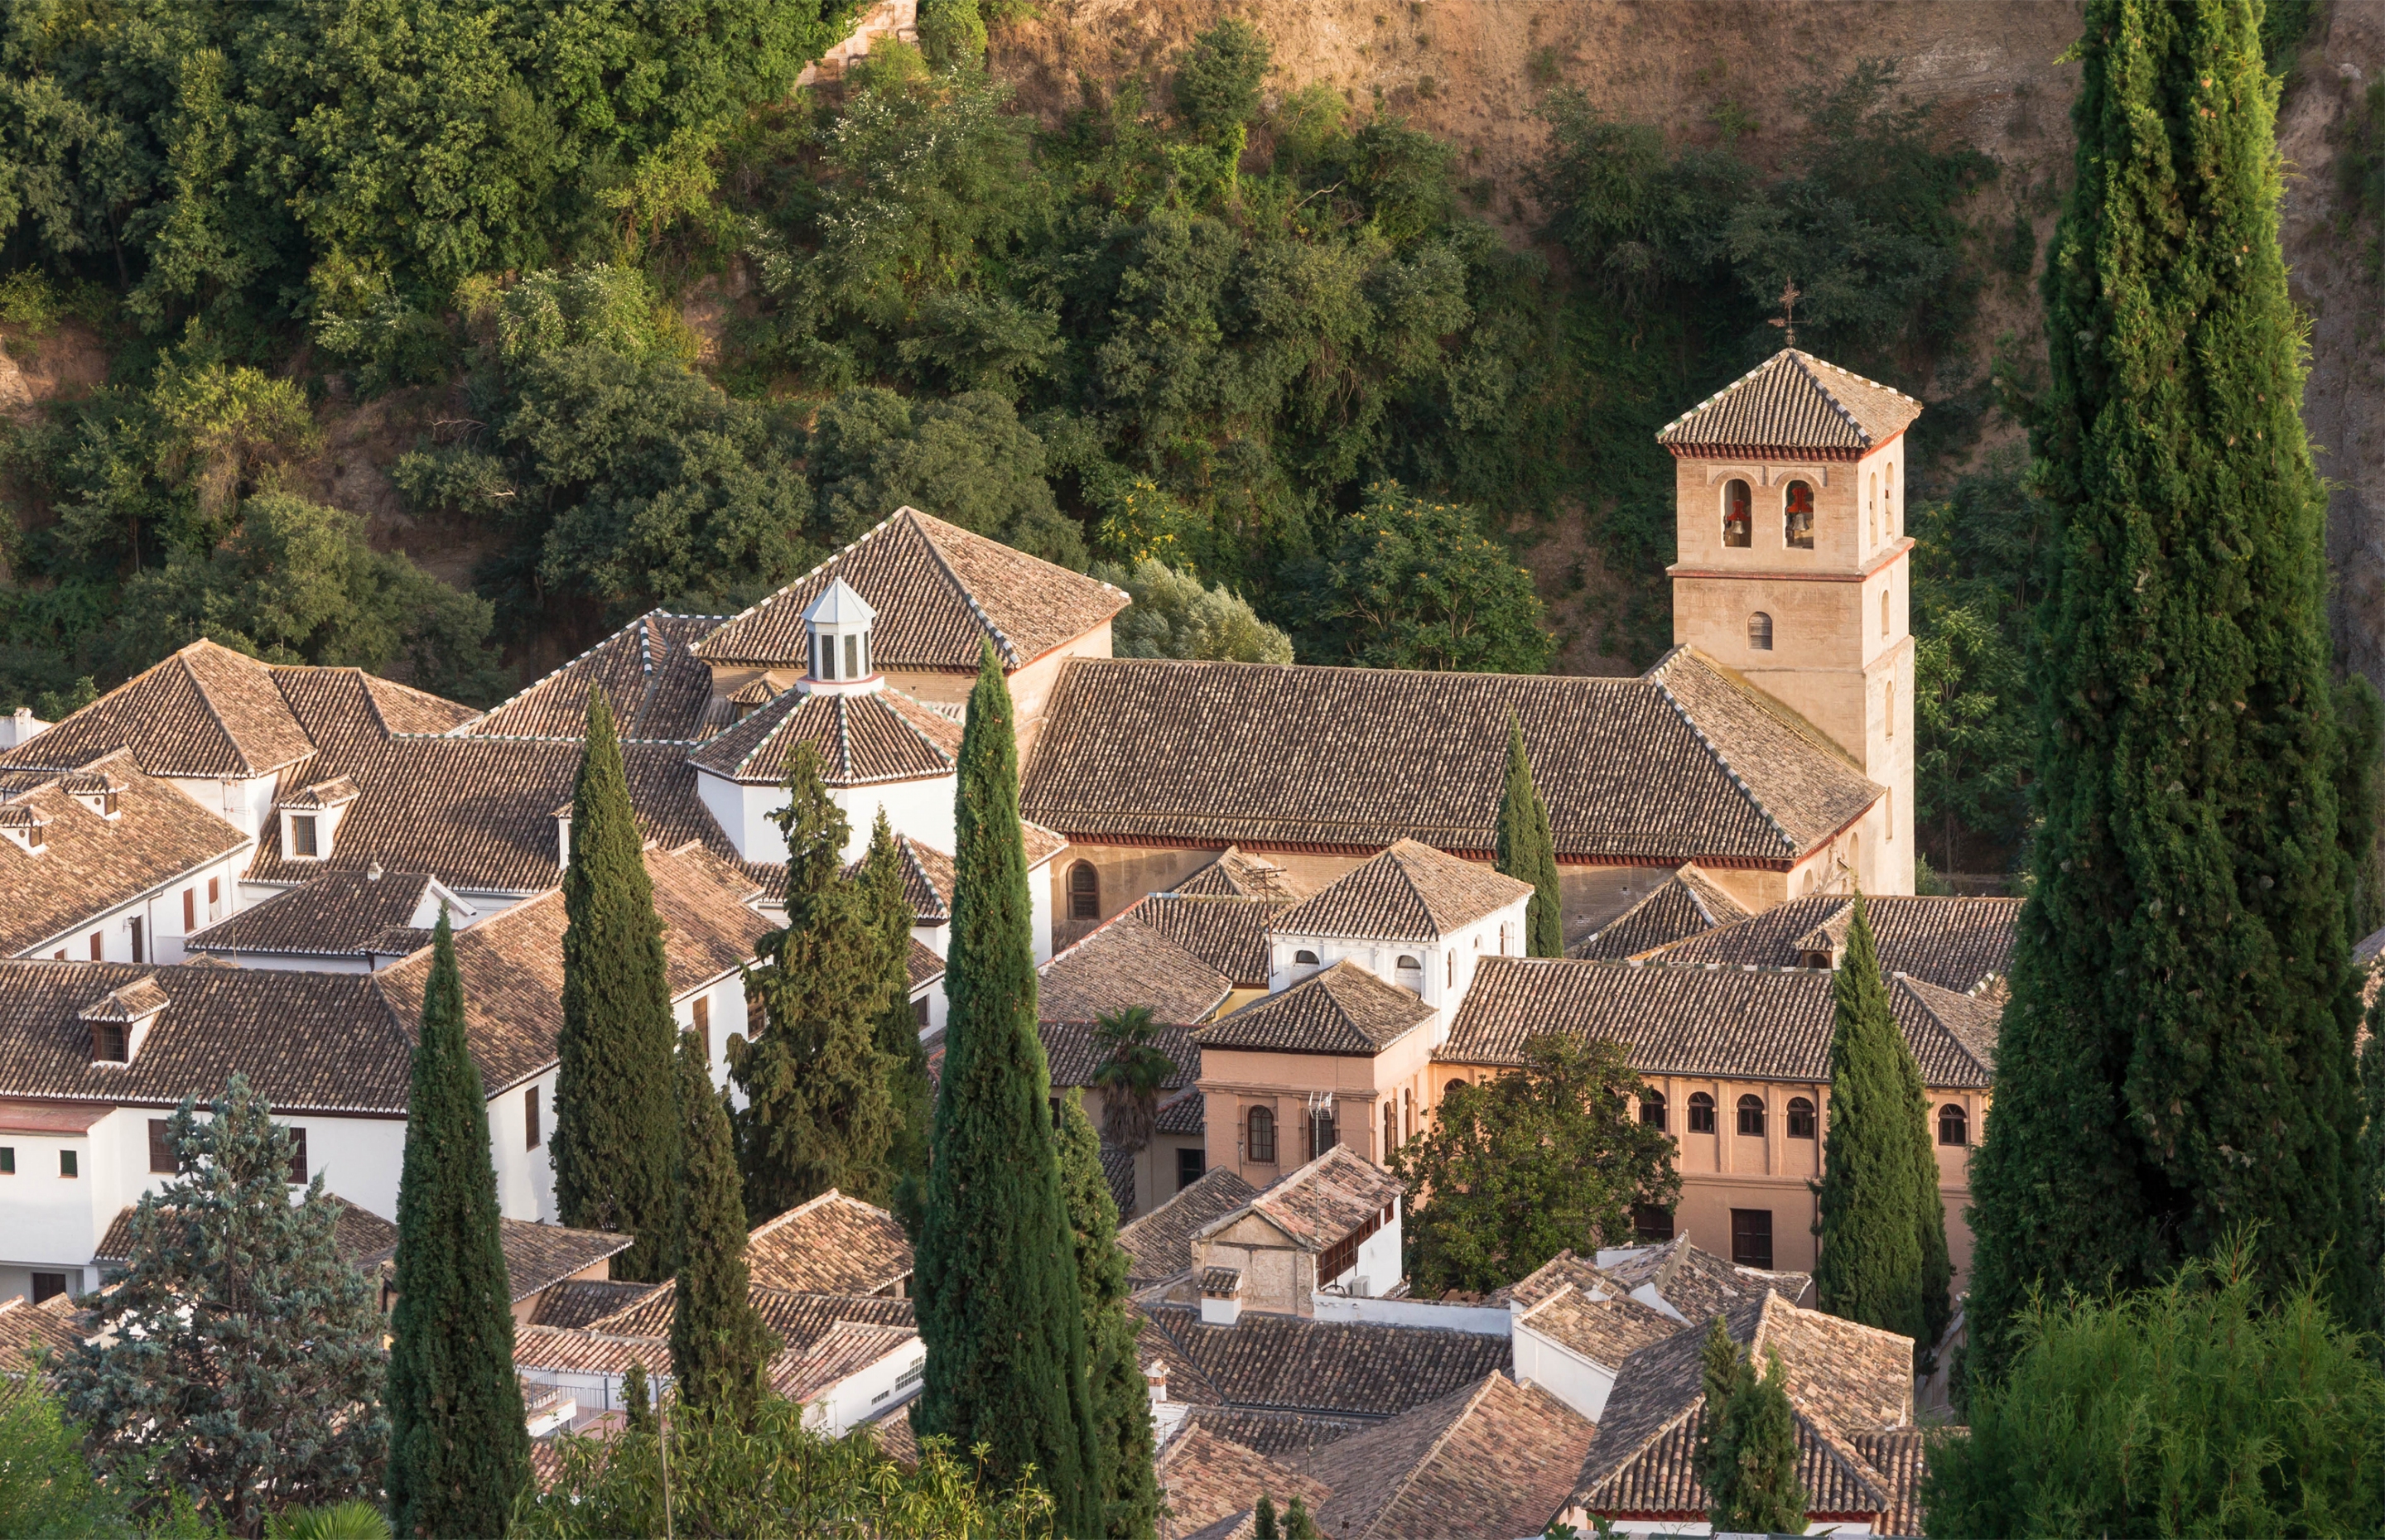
[
  {"x1": 1688, "y1": 1092, "x2": 1716, "y2": 1133},
  {"x1": 1722, "y1": 478, "x2": 1752, "y2": 547},
  {"x1": 1784, "y1": 479, "x2": 1815, "y2": 549}
]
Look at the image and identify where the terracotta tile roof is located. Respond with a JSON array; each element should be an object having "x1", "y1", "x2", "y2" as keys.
[
  {"x1": 1578, "y1": 1401, "x2": 1909, "y2": 1526},
  {"x1": 1293, "y1": 1372, "x2": 1595, "y2": 1540},
  {"x1": 906, "y1": 938, "x2": 945, "y2": 989},
  {"x1": 0, "y1": 1100, "x2": 110, "y2": 1134},
  {"x1": 1214, "y1": 1146, "x2": 1403, "y2": 1254},
  {"x1": 1040, "y1": 910, "x2": 1231, "y2": 1026},
  {"x1": 1580, "y1": 1237, "x2": 1814, "y2": 1322},
  {"x1": 1038, "y1": 1018, "x2": 1198, "y2": 1093},
  {"x1": 1137, "y1": 896, "x2": 1285, "y2": 986},
  {"x1": 1203, "y1": 1266, "x2": 1244, "y2": 1296},
  {"x1": 268, "y1": 667, "x2": 481, "y2": 759},
  {"x1": 1180, "y1": 1406, "x2": 1368, "y2": 1461},
  {"x1": 531, "y1": 1280, "x2": 662, "y2": 1329},
  {"x1": 369, "y1": 844, "x2": 773, "y2": 1095},
  {"x1": 359, "y1": 676, "x2": 484, "y2": 738},
  {"x1": 349, "y1": 1215, "x2": 633, "y2": 1303},
  {"x1": 1102, "y1": 1143, "x2": 1138, "y2": 1218},
  {"x1": 695, "y1": 508, "x2": 1129, "y2": 671},
  {"x1": 744, "y1": 1190, "x2": 913, "y2": 1297},
  {"x1": 1274, "y1": 841, "x2": 1532, "y2": 943},
  {"x1": 1134, "y1": 1304, "x2": 1511, "y2": 1420},
  {"x1": 0, "y1": 960, "x2": 414, "y2": 1114},
  {"x1": 1192, "y1": 961, "x2": 1432, "y2": 1057},
  {"x1": 587, "y1": 1283, "x2": 913, "y2": 1357},
  {"x1": 897, "y1": 837, "x2": 953, "y2": 922},
  {"x1": 1638, "y1": 894, "x2": 2020, "y2": 994},
  {"x1": 772, "y1": 1320, "x2": 918, "y2": 1403},
  {"x1": 1171, "y1": 848, "x2": 1311, "y2": 902},
  {"x1": 0, "y1": 1295, "x2": 80, "y2": 1368},
  {"x1": 1154, "y1": 1090, "x2": 1205, "y2": 1134},
  {"x1": 1568, "y1": 864, "x2": 1751, "y2": 960},
  {"x1": 185, "y1": 869, "x2": 449, "y2": 960},
  {"x1": 865, "y1": 1401, "x2": 922, "y2": 1466},
  {"x1": 1182, "y1": 1511, "x2": 1257, "y2": 1540},
  {"x1": 1120, "y1": 1167, "x2": 1261, "y2": 1287},
  {"x1": 0, "y1": 641, "x2": 315, "y2": 778},
  {"x1": 0, "y1": 753, "x2": 251, "y2": 956},
  {"x1": 513, "y1": 1326, "x2": 672, "y2": 1378},
  {"x1": 1022, "y1": 652, "x2": 1879, "y2": 864},
  {"x1": 688, "y1": 685, "x2": 960, "y2": 787},
  {"x1": 1851, "y1": 1429, "x2": 1929, "y2": 1536},
  {"x1": 1159, "y1": 1424, "x2": 1332, "y2": 1535},
  {"x1": 80, "y1": 976, "x2": 168, "y2": 1023},
  {"x1": 470, "y1": 613, "x2": 724, "y2": 742},
  {"x1": 1573, "y1": 1292, "x2": 1913, "y2": 1523},
  {"x1": 279, "y1": 775, "x2": 360, "y2": 809},
  {"x1": 97, "y1": 1192, "x2": 399, "y2": 1268},
  {"x1": 1655, "y1": 349, "x2": 1922, "y2": 456},
  {"x1": 1439, "y1": 957, "x2": 1997, "y2": 1090},
  {"x1": 1515, "y1": 1284, "x2": 1683, "y2": 1367}
]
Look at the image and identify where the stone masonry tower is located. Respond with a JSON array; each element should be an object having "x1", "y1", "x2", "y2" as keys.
[{"x1": 1655, "y1": 350, "x2": 1920, "y2": 895}]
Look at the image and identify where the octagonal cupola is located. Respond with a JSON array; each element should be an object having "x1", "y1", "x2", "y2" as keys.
[{"x1": 799, "y1": 577, "x2": 881, "y2": 696}]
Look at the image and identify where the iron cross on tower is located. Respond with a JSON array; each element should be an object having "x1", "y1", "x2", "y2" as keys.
[{"x1": 1768, "y1": 279, "x2": 1800, "y2": 349}]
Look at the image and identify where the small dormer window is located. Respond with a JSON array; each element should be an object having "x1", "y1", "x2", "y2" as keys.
[
  {"x1": 290, "y1": 815, "x2": 318, "y2": 859},
  {"x1": 0, "y1": 806, "x2": 46, "y2": 853},
  {"x1": 92, "y1": 1021, "x2": 128, "y2": 1062}
]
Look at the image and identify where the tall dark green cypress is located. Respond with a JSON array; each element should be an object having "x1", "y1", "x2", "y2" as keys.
[
  {"x1": 914, "y1": 643, "x2": 1101, "y2": 1533},
  {"x1": 669, "y1": 1028, "x2": 774, "y2": 1423},
  {"x1": 552, "y1": 689, "x2": 678, "y2": 1280},
  {"x1": 1496, "y1": 712, "x2": 1564, "y2": 957},
  {"x1": 1703, "y1": 1340, "x2": 1805, "y2": 1535},
  {"x1": 731, "y1": 744, "x2": 895, "y2": 1219},
  {"x1": 1811, "y1": 898, "x2": 1927, "y2": 1345},
  {"x1": 1058, "y1": 1094, "x2": 1159, "y2": 1540},
  {"x1": 860, "y1": 809, "x2": 934, "y2": 1229},
  {"x1": 385, "y1": 912, "x2": 528, "y2": 1539},
  {"x1": 1967, "y1": 0, "x2": 2378, "y2": 1380}
]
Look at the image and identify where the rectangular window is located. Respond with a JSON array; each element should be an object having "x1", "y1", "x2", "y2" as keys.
[
  {"x1": 128, "y1": 917, "x2": 142, "y2": 965},
  {"x1": 692, "y1": 995, "x2": 711, "y2": 1059},
  {"x1": 1176, "y1": 1147, "x2": 1205, "y2": 1191},
  {"x1": 92, "y1": 1022, "x2": 127, "y2": 1061},
  {"x1": 525, "y1": 1087, "x2": 542, "y2": 1150},
  {"x1": 913, "y1": 995, "x2": 930, "y2": 1030},
  {"x1": 208, "y1": 877, "x2": 220, "y2": 918},
  {"x1": 1633, "y1": 1204, "x2": 1675, "y2": 1244},
  {"x1": 30, "y1": 1273, "x2": 66, "y2": 1304},
  {"x1": 291, "y1": 816, "x2": 318, "y2": 858},
  {"x1": 817, "y1": 637, "x2": 836, "y2": 680},
  {"x1": 0, "y1": 1147, "x2": 13, "y2": 1174},
  {"x1": 149, "y1": 1119, "x2": 175, "y2": 1174},
  {"x1": 184, "y1": 889, "x2": 195, "y2": 932},
  {"x1": 844, "y1": 633, "x2": 860, "y2": 678},
  {"x1": 1730, "y1": 1208, "x2": 1774, "y2": 1270},
  {"x1": 284, "y1": 1128, "x2": 307, "y2": 1186},
  {"x1": 60, "y1": 1149, "x2": 79, "y2": 1178}
]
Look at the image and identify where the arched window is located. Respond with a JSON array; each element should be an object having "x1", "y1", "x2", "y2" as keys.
[
  {"x1": 1068, "y1": 862, "x2": 1101, "y2": 920},
  {"x1": 1640, "y1": 1090, "x2": 1667, "y2": 1130},
  {"x1": 1868, "y1": 471, "x2": 1879, "y2": 546},
  {"x1": 1787, "y1": 1097, "x2": 1817, "y2": 1138},
  {"x1": 1722, "y1": 479, "x2": 1753, "y2": 547},
  {"x1": 1885, "y1": 674, "x2": 1895, "y2": 739},
  {"x1": 1294, "y1": 949, "x2": 1319, "y2": 965},
  {"x1": 1784, "y1": 480, "x2": 1815, "y2": 549},
  {"x1": 1688, "y1": 1093, "x2": 1717, "y2": 1133},
  {"x1": 1939, "y1": 1104, "x2": 1969, "y2": 1147},
  {"x1": 1882, "y1": 589, "x2": 1891, "y2": 638},
  {"x1": 1383, "y1": 1100, "x2": 1397, "y2": 1159},
  {"x1": 1396, "y1": 955, "x2": 1422, "y2": 973},
  {"x1": 1247, "y1": 1105, "x2": 1277, "y2": 1163},
  {"x1": 1737, "y1": 1095, "x2": 1766, "y2": 1136},
  {"x1": 1749, "y1": 612, "x2": 1774, "y2": 652}
]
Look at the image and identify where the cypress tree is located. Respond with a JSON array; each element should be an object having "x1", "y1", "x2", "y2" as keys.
[
  {"x1": 670, "y1": 1027, "x2": 774, "y2": 1423},
  {"x1": 1496, "y1": 712, "x2": 1564, "y2": 957},
  {"x1": 1057, "y1": 1093, "x2": 1159, "y2": 1540},
  {"x1": 387, "y1": 912, "x2": 529, "y2": 1538},
  {"x1": 860, "y1": 809, "x2": 935, "y2": 1228},
  {"x1": 731, "y1": 744, "x2": 896, "y2": 1219},
  {"x1": 620, "y1": 1360, "x2": 656, "y2": 1436},
  {"x1": 1812, "y1": 898, "x2": 1926, "y2": 1344},
  {"x1": 914, "y1": 642, "x2": 1102, "y2": 1533},
  {"x1": 553, "y1": 689, "x2": 678, "y2": 1280},
  {"x1": 1707, "y1": 1346, "x2": 1805, "y2": 1535},
  {"x1": 1968, "y1": 0, "x2": 2379, "y2": 1379}
]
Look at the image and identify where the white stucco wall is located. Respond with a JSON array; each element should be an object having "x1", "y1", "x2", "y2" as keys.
[
  {"x1": 1266, "y1": 894, "x2": 1530, "y2": 1042},
  {"x1": 14, "y1": 846, "x2": 252, "y2": 965},
  {"x1": 801, "y1": 1337, "x2": 927, "y2": 1436},
  {"x1": 1512, "y1": 1316, "x2": 1621, "y2": 1422},
  {"x1": 831, "y1": 775, "x2": 956, "y2": 866}
]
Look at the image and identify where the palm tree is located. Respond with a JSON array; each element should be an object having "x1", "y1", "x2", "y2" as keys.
[{"x1": 1091, "y1": 1007, "x2": 1178, "y2": 1158}]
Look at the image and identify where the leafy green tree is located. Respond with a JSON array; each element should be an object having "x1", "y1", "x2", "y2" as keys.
[
  {"x1": 1094, "y1": 560, "x2": 1294, "y2": 664},
  {"x1": 809, "y1": 387, "x2": 1083, "y2": 568},
  {"x1": 1057, "y1": 1094, "x2": 1159, "y2": 1540},
  {"x1": 1911, "y1": 604, "x2": 2029, "y2": 873},
  {"x1": 1284, "y1": 482, "x2": 1553, "y2": 675},
  {"x1": 1496, "y1": 714, "x2": 1564, "y2": 956},
  {"x1": 0, "y1": 1371, "x2": 139, "y2": 1536},
  {"x1": 916, "y1": 0, "x2": 986, "y2": 68},
  {"x1": 553, "y1": 689, "x2": 680, "y2": 1279},
  {"x1": 1966, "y1": 0, "x2": 2381, "y2": 1381},
  {"x1": 58, "y1": 1077, "x2": 388, "y2": 1533},
  {"x1": 914, "y1": 644, "x2": 1101, "y2": 1529},
  {"x1": 1174, "y1": 21, "x2": 1270, "y2": 151},
  {"x1": 859, "y1": 811, "x2": 935, "y2": 1230},
  {"x1": 1813, "y1": 898, "x2": 1927, "y2": 1345},
  {"x1": 387, "y1": 912, "x2": 530, "y2": 1538},
  {"x1": 1091, "y1": 1005, "x2": 1178, "y2": 1161},
  {"x1": 515, "y1": 1400, "x2": 1058, "y2": 1537},
  {"x1": 1697, "y1": 1327, "x2": 1805, "y2": 1536},
  {"x1": 1392, "y1": 1034, "x2": 1679, "y2": 1295},
  {"x1": 731, "y1": 744, "x2": 897, "y2": 1217},
  {"x1": 118, "y1": 493, "x2": 512, "y2": 704},
  {"x1": 1924, "y1": 1244, "x2": 2385, "y2": 1537},
  {"x1": 671, "y1": 1028, "x2": 777, "y2": 1423}
]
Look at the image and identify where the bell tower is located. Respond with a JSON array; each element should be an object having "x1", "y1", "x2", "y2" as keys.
[{"x1": 1655, "y1": 349, "x2": 1919, "y2": 895}]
